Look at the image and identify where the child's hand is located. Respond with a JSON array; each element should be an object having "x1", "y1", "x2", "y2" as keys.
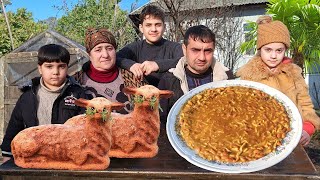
[
  {"x1": 300, "y1": 130, "x2": 311, "y2": 146},
  {"x1": 141, "y1": 61, "x2": 159, "y2": 76}
]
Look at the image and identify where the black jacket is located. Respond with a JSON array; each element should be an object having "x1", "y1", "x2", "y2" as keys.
[
  {"x1": 158, "y1": 72, "x2": 184, "y2": 125},
  {"x1": 0, "y1": 76, "x2": 87, "y2": 157},
  {"x1": 116, "y1": 38, "x2": 183, "y2": 86}
]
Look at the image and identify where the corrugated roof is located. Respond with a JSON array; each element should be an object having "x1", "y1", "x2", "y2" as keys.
[
  {"x1": 130, "y1": 0, "x2": 268, "y2": 15},
  {"x1": 12, "y1": 30, "x2": 87, "y2": 53}
]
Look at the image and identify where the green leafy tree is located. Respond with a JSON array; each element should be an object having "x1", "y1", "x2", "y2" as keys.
[
  {"x1": 240, "y1": 0, "x2": 320, "y2": 73},
  {"x1": 0, "y1": 8, "x2": 47, "y2": 56},
  {"x1": 55, "y1": 0, "x2": 136, "y2": 49}
]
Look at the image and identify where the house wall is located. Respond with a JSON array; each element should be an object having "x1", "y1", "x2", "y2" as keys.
[
  {"x1": 233, "y1": 5, "x2": 266, "y2": 70},
  {"x1": 162, "y1": 4, "x2": 266, "y2": 71},
  {"x1": 305, "y1": 64, "x2": 320, "y2": 110}
]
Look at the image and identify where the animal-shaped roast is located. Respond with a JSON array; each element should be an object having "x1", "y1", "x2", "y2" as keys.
[
  {"x1": 11, "y1": 97, "x2": 124, "y2": 170},
  {"x1": 110, "y1": 85, "x2": 173, "y2": 158}
]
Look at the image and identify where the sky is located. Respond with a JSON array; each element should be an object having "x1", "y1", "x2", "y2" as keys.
[{"x1": 5, "y1": 0, "x2": 149, "y2": 21}]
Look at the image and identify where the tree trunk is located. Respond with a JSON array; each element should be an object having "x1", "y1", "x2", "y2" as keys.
[
  {"x1": 292, "y1": 49, "x2": 305, "y2": 76},
  {"x1": 0, "y1": 0, "x2": 14, "y2": 50}
]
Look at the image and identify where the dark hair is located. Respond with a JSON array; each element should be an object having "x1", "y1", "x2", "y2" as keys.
[
  {"x1": 37, "y1": 44, "x2": 70, "y2": 65},
  {"x1": 183, "y1": 25, "x2": 216, "y2": 46},
  {"x1": 139, "y1": 5, "x2": 165, "y2": 24}
]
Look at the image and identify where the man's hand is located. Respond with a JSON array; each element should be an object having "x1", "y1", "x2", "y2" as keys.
[
  {"x1": 300, "y1": 130, "x2": 311, "y2": 146},
  {"x1": 129, "y1": 63, "x2": 144, "y2": 80},
  {"x1": 141, "y1": 61, "x2": 159, "y2": 76}
]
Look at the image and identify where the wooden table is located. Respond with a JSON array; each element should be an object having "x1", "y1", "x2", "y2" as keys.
[{"x1": 0, "y1": 126, "x2": 318, "y2": 179}]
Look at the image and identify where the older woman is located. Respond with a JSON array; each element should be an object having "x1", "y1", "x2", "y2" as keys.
[{"x1": 74, "y1": 28, "x2": 146, "y2": 113}]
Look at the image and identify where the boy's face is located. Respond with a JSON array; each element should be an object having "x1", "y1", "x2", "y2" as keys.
[
  {"x1": 139, "y1": 15, "x2": 165, "y2": 44},
  {"x1": 183, "y1": 37, "x2": 214, "y2": 74},
  {"x1": 89, "y1": 42, "x2": 116, "y2": 71},
  {"x1": 38, "y1": 61, "x2": 68, "y2": 90},
  {"x1": 260, "y1": 42, "x2": 286, "y2": 70}
]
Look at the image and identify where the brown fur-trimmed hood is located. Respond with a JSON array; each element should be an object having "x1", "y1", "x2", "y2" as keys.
[{"x1": 236, "y1": 56, "x2": 303, "y2": 82}]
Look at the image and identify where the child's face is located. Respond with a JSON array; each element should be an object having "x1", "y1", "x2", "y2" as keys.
[
  {"x1": 38, "y1": 61, "x2": 68, "y2": 90},
  {"x1": 139, "y1": 15, "x2": 165, "y2": 44},
  {"x1": 89, "y1": 42, "x2": 116, "y2": 71},
  {"x1": 260, "y1": 43, "x2": 286, "y2": 70}
]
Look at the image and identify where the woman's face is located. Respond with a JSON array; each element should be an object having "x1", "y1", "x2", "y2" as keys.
[
  {"x1": 260, "y1": 43, "x2": 286, "y2": 70},
  {"x1": 89, "y1": 43, "x2": 116, "y2": 71}
]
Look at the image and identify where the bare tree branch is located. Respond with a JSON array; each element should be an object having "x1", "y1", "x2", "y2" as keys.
[{"x1": 156, "y1": 0, "x2": 243, "y2": 73}]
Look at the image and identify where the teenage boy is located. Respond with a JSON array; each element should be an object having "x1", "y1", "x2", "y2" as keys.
[
  {"x1": 116, "y1": 5, "x2": 183, "y2": 86},
  {"x1": 1, "y1": 44, "x2": 87, "y2": 163}
]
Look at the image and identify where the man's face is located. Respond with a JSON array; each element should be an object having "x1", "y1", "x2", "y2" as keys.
[
  {"x1": 38, "y1": 61, "x2": 68, "y2": 90},
  {"x1": 184, "y1": 38, "x2": 214, "y2": 74},
  {"x1": 139, "y1": 15, "x2": 165, "y2": 44},
  {"x1": 89, "y1": 43, "x2": 116, "y2": 71}
]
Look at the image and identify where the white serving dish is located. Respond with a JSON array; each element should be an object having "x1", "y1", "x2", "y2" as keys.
[{"x1": 166, "y1": 80, "x2": 302, "y2": 173}]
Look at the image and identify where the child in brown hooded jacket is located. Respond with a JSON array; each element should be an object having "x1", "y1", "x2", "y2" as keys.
[{"x1": 236, "y1": 15, "x2": 320, "y2": 146}]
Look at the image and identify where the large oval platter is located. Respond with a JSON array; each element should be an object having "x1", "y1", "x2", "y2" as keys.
[{"x1": 166, "y1": 80, "x2": 302, "y2": 173}]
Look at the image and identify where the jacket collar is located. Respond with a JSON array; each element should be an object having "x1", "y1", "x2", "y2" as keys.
[
  {"x1": 170, "y1": 56, "x2": 229, "y2": 93},
  {"x1": 19, "y1": 76, "x2": 77, "y2": 95},
  {"x1": 236, "y1": 56, "x2": 301, "y2": 81}
]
